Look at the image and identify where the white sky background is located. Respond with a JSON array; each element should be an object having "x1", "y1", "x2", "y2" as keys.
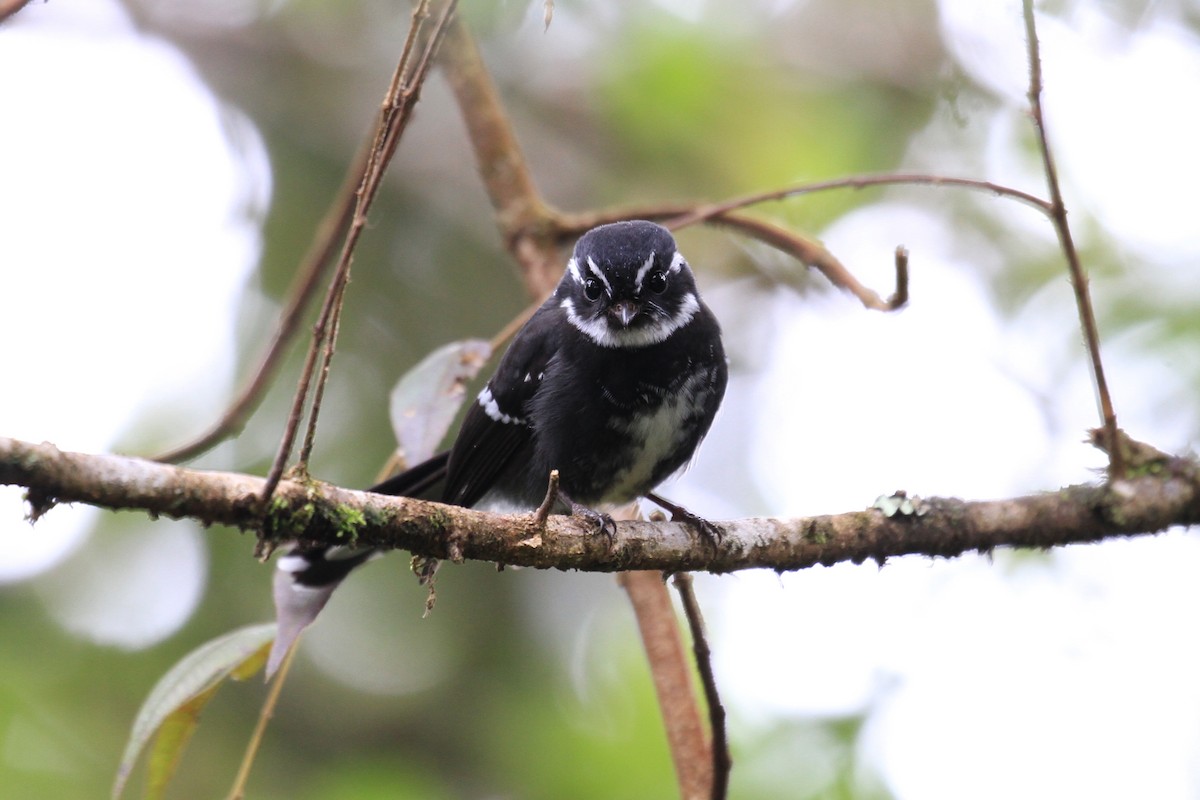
[
  {"x1": 2, "y1": 1, "x2": 1200, "y2": 798},
  {"x1": 0, "y1": 2, "x2": 267, "y2": 644},
  {"x1": 694, "y1": 4, "x2": 1200, "y2": 799}
]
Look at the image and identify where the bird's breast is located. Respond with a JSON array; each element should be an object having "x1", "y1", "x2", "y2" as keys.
[{"x1": 594, "y1": 367, "x2": 717, "y2": 503}]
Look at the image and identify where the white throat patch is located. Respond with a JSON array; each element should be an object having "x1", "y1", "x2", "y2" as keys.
[{"x1": 561, "y1": 292, "x2": 700, "y2": 349}]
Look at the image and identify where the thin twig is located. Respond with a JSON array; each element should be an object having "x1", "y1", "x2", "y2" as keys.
[
  {"x1": 1021, "y1": 0, "x2": 1122, "y2": 478},
  {"x1": 260, "y1": 0, "x2": 457, "y2": 502},
  {"x1": 661, "y1": 173, "x2": 1054, "y2": 230},
  {"x1": 533, "y1": 469, "x2": 560, "y2": 526},
  {"x1": 672, "y1": 573, "x2": 731, "y2": 800},
  {"x1": 890, "y1": 246, "x2": 909, "y2": 309},
  {"x1": 552, "y1": 173, "x2": 1052, "y2": 242},
  {"x1": 297, "y1": 278, "x2": 347, "y2": 468},
  {"x1": 226, "y1": 638, "x2": 298, "y2": 800},
  {"x1": 708, "y1": 212, "x2": 908, "y2": 312},
  {"x1": 0, "y1": 0, "x2": 33, "y2": 23}
]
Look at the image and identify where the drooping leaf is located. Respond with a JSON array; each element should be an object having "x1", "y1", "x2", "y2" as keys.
[
  {"x1": 113, "y1": 622, "x2": 277, "y2": 799},
  {"x1": 389, "y1": 338, "x2": 492, "y2": 465}
]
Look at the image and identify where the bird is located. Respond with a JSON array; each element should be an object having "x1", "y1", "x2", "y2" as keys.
[{"x1": 269, "y1": 220, "x2": 727, "y2": 670}]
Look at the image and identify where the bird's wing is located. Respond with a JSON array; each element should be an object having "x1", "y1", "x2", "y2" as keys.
[{"x1": 443, "y1": 303, "x2": 560, "y2": 508}]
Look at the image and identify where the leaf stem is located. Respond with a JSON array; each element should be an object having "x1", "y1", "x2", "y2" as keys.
[{"x1": 226, "y1": 639, "x2": 299, "y2": 800}]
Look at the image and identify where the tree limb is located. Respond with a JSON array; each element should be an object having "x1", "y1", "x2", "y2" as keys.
[
  {"x1": 620, "y1": 571, "x2": 713, "y2": 800},
  {"x1": 6, "y1": 436, "x2": 1197, "y2": 573}
]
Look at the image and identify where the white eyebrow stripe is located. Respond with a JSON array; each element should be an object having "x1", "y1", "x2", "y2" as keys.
[
  {"x1": 567, "y1": 257, "x2": 584, "y2": 285},
  {"x1": 635, "y1": 251, "x2": 657, "y2": 292},
  {"x1": 669, "y1": 250, "x2": 686, "y2": 274},
  {"x1": 586, "y1": 256, "x2": 613, "y2": 294}
]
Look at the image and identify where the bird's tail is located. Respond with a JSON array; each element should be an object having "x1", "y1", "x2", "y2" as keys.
[{"x1": 266, "y1": 451, "x2": 451, "y2": 676}]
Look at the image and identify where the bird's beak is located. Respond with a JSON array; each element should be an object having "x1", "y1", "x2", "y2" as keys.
[{"x1": 609, "y1": 300, "x2": 641, "y2": 327}]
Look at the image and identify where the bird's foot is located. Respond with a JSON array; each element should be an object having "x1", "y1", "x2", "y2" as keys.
[
  {"x1": 568, "y1": 500, "x2": 617, "y2": 546},
  {"x1": 646, "y1": 492, "x2": 723, "y2": 549},
  {"x1": 535, "y1": 475, "x2": 617, "y2": 546}
]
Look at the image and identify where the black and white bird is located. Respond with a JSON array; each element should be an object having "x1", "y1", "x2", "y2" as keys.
[{"x1": 270, "y1": 220, "x2": 726, "y2": 670}]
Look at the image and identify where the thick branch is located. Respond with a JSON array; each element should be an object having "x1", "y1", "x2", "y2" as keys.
[
  {"x1": 6, "y1": 436, "x2": 1198, "y2": 573},
  {"x1": 620, "y1": 571, "x2": 712, "y2": 800}
]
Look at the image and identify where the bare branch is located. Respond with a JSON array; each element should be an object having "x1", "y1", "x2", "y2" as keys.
[
  {"x1": 673, "y1": 573, "x2": 731, "y2": 800},
  {"x1": 660, "y1": 173, "x2": 1054, "y2": 229},
  {"x1": 1021, "y1": 0, "x2": 1122, "y2": 478},
  {"x1": 6, "y1": 436, "x2": 1198, "y2": 573},
  {"x1": 620, "y1": 570, "x2": 713, "y2": 799},
  {"x1": 704, "y1": 212, "x2": 908, "y2": 312},
  {"x1": 261, "y1": 0, "x2": 457, "y2": 502},
  {"x1": 0, "y1": 0, "x2": 33, "y2": 24}
]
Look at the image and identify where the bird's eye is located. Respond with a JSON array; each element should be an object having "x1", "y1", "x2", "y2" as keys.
[
  {"x1": 583, "y1": 277, "x2": 603, "y2": 301},
  {"x1": 647, "y1": 270, "x2": 668, "y2": 294}
]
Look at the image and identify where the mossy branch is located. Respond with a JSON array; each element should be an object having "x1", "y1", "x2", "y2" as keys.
[{"x1": 6, "y1": 435, "x2": 1199, "y2": 574}]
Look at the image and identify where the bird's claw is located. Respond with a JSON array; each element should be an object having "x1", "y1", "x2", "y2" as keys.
[
  {"x1": 676, "y1": 508, "x2": 723, "y2": 549},
  {"x1": 570, "y1": 502, "x2": 617, "y2": 547},
  {"x1": 646, "y1": 492, "x2": 722, "y2": 550}
]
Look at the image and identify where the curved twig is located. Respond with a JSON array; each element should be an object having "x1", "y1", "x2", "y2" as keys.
[{"x1": 662, "y1": 173, "x2": 1053, "y2": 228}]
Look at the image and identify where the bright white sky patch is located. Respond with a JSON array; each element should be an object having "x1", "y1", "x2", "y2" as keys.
[
  {"x1": 715, "y1": 4, "x2": 1200, "y2": 797},
  {"x1": 0, "y1": 1, "x2": 266, "y2": 649},
  {"x1": 941, "y1": 0, "x2": 1200, "y2": 269}
]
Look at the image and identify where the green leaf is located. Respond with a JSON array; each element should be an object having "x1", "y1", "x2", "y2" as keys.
[
  {"x1": 112, "y1": 622, "x2": 277, "y2": 800},
  {"x1": 389, "y1": 339, "x2": 492, "y2": 465}
]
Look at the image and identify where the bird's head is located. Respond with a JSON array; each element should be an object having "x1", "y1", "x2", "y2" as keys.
[{"x1": 558, "y1": 220, "x2": 702, "y2": 348}]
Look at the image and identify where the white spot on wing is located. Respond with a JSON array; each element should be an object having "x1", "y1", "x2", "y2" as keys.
[{"x1": 478, "y1": 385, "x2": 523, "y2": 425}]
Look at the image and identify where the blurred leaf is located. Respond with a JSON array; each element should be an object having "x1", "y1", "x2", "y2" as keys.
[
  {"x1": 113, "y1": 623, "x2": 276, "y2": 800},
  {"x1": 389, "y1": 338, "x2": 492, "y2": 465}
]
